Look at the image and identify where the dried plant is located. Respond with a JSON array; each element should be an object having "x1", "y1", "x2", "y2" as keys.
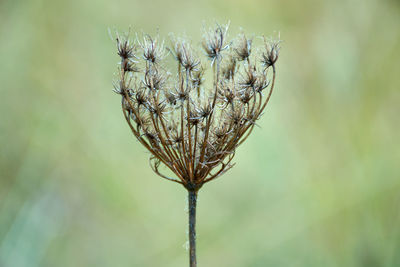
[{"x1": 111, "y1": 23, "x2": 280, "y2": 267}]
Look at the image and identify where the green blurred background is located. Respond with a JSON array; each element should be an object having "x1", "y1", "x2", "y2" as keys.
[{"x1": 1, "y1": 0, "x2": 400, "y2": 266}]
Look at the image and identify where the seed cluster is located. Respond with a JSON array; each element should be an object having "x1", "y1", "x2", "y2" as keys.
[{"x1": 113, "y1": 24, "x2": 280, "y2": 192}]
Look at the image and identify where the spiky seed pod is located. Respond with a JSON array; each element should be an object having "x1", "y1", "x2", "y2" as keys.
[
  {"x1": 197, "y1": 103, "x2": 212, "y2": 120},
  {"x1": 240, "y1": 66, "x2": 257, "y2": 89},
  {"x1": 147, "y1": 99, "x2": 167, "y2": 118},
  {"x1": 202, "y1": 24, "x2": 229, "y2": 60},
  {"x1": 143, "y1": 68, "x2": 165, "y2": 91},
  {"x1": 220, "y1": 87, "x2": 236, "y2": 108},
  {"x1": 171, "y1": 131, "x2": 183, "y2": 144},
  {"x1": 139, "y1": 34, "x2": 166, "y2": 63},
  {"x1": 234, "y1": 33, "x2": 252, "y2": 61},
  {"x1": 121, "y1": 58, "x2": 139, "y2": 73},
  {"x1": 117, "y1": 36, "x2": 135, "y2": 59},
  {"x1": 134, "y1": 89, "x2": 148, "y2": 106},
  {"x1": 261, "y1": 37, "x2": 281, "y2": 68},
  {"x1": 178, "y1": 43, "x2": 200, "y2": 72},
  {"x1": 170, "y1": 40, "x2": 185, "y2": 64}
]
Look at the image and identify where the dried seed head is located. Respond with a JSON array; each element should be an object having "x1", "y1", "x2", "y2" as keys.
[
  {"x1": 171, "y1": 132, "x2": 183, "y2": 144},
  {"x1": 234, "y1": 33, "x2": 252, "y2": 61},
  {"x1": 172, "y1": 41, "x2": 200, "y2": 72},
  {"x1": 139, "y1": 34, "x2": 166, "y2": 63},
  {"x1": 170, "y1": 39, "x2": 185, "y2": 64},
  {"x1": 143, "y1": 68, "x2": 165, "y2": 91},
  {"x1": 219, "y1": 86, "x2": 236, "y2": 108},
  {"x1": 197, "y1": 103, "x2": 212, "y2": 119},
  {"x1": 147, "y1": 99, "x2": 167, "y2": 118},
  {"x1": 261, "y1": 36, "x2": 281, "y2": 68},
  {"x1": 202, "y1": 23, "x2": 230, "y2": 60},
  {"x1": 240, "y1": 66, "x2": 257, "y2": 89},
  {"x1": 121, "y1": 58, "x2": 139, "y2": 73},
  {"x1": 112, "y1": 24, "x2": 281, "y2": 190},
  {"x1": 113, "y1": 80, "x2": 133, "y2": 97},
  {"x1": 134, "y1": 89, "x2": 148, "y2": 106},
  {"x1": 117, "y1": 36, "x2": 135, "y2": 59}
]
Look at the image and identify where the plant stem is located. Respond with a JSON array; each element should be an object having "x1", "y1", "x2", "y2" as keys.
[{"x1": 188, "y1": 190, "x2": 197, "y2": 267}]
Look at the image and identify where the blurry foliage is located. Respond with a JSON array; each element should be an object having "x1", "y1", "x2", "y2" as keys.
[{"x1": 0, "y1": 0, "x2": 400, "y2": 266}]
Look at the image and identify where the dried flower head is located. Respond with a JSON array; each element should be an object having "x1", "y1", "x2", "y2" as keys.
[
  {"x1": 234, "y1": 33, "x2": 252, "y2": 61},
  {"x1": 138, "y1": 34, "x2": 166, "y2": 63},
  {"x1": 202, "y1": 23, "x2": 230, "y2": 61},
  {"x1": 111, "y1": 24, "x2": 281, "y2": 267},
  {"x1": 112, "y1": 24, "x2": 280, "y2": 193},
  {"x1": 261, "y1": 36, "x2": 281, "y2": 68}
]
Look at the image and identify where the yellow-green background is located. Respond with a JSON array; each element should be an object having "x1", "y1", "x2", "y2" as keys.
[{"x1": 1, "y1": 0, "x2": 399, "y2": 266}]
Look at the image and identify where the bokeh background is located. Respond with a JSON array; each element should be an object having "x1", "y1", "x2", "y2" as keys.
[{"x1": 1, "y1": 0, "x2": 400, "y2": 266}]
